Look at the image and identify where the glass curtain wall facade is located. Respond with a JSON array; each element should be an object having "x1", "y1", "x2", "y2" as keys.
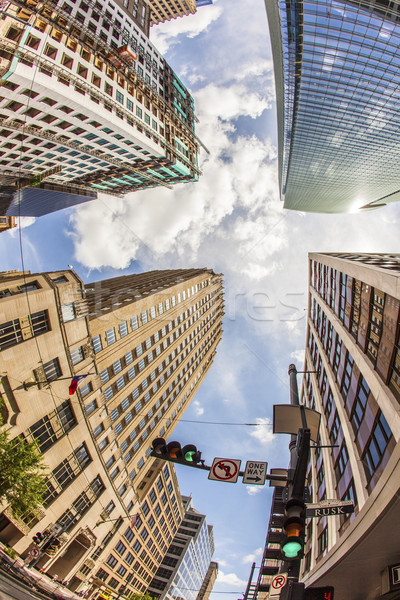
[
  {"x1": 298, "y1": 253, "x2": 400, "y2": 599},
  {"x1": 265, "y1": 0, "x2": 400, "y2": 213},
  {"x1": 147, "y1": 496, "x2": 215, "y2": 600}
]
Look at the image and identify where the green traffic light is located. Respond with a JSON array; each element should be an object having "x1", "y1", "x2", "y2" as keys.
[
  {"x1": 184, "y1": 450, "x2": 196, "y2": 462},
  {"x1": 282, "y1": 539, "x2": 303, "y2": 558}
]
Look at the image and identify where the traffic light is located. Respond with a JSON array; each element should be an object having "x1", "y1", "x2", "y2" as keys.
[
  {"x1": 32, "y1": 532, "x2": 45, "y2": 546},
  {"x1": 280, "y1": 498, "x2": 305, "y2": 560},
  {"x1": 151, "y1": 438, "x2": 202, "y2": 466}
]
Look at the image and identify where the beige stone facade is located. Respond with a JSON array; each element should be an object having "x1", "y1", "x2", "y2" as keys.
[
  {"x1": 0, "y1": 267, "x2": 224, "y2": 598},
  {"x1": 148, "y1": 0, "x2": 197, "y2": 25}
]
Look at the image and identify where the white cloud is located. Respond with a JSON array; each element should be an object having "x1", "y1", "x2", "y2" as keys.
[
  {"x1": 246, "y1": 485, "x2": 263, "y2": 497},
  {"x1": 249, "y1": 418, "x2": 275, "y2": 445},
  {"x1": 242, "y1": 547, "x2": 263, "y2": 564},
  {"x1": 215, "y1": 558, "x2": 228, "y2": 568},
  {"x1": 217, "y1": 571, "x2": 247, "y2": 588},
  {"x1": 290, "y1": 349, "x2": 306, "y2": 366},
  {"x1": 150, "y1": 4, "x2": 223, "y2": 54},
  {"x1": 193, "y1": 400, "x2": 204, "y2": 417}
]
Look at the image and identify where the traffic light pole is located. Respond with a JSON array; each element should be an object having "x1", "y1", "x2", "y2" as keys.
[{"x1": 281, "y1": 365, "x2": 311, "y2": 600}]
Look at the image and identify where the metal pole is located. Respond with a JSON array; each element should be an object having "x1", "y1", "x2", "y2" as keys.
[
  {"x1": 286, "y1": 364, "x2": 302, "y2": 586},
  {"x1": 288, "y1": 364, "x2": 299, "y2": 472}
]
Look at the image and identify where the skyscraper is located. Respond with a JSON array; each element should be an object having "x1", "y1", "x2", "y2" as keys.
[
  {"x1": 0, "y1": 0, "x2": 201, "y2": 217},
  {"x1": 148, "y1": 0, "x2": 197, "y2": 26},
  {"x1": 0, "y1": 267, "x2": 224, "y2": 596},
  {"x1": 297, "y1": 253, "x2": 400, "y2": 599},
  {"x1": 147, "y1": 496, "x2": 216, "y2": 600},
  {"x1": 265, "y1": 0, "x2": 400, "y2": 213}
]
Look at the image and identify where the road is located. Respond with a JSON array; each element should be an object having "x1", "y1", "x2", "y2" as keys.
[{"x1": 0, "y1": 570, "x2": 57, "y2": 600}]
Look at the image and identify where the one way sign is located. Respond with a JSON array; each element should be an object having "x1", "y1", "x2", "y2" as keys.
[{"x1": 242, "y1": 461, "x2": 268, "y2": 485}]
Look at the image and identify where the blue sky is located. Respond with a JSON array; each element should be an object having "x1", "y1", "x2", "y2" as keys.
[{"x1": 2, "y1": 0, "x2": 400, "y2": 596}]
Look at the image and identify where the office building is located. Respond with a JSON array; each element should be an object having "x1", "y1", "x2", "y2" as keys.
[
  {"x1": 147, "y1": 496, "x2": 216, "y2": 600},
  {"x1": 0, "y1": 267, "x2": 224, "y2": 597},
  {"x1": 296, "y1": 253, "x2": 400, "y2": 599},
  {"x1": 0, "y1": 0, "x2": 201, "y2": 217},
  {"x1": 148, "y1": 0, "x2": 196, "y2": 25},
  {"x1": 265, "y1": 0, "x2": 400, "y2": 213},
  {"x1": 196, "y1": 561, "x2": 218, "y2": 600}
]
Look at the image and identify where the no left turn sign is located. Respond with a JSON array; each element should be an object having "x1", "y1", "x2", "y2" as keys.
[{"x1": 208, "y1": 458, "x2": 241, "y2": 483}]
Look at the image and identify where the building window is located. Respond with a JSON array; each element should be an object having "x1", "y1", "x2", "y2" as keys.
[
  {"x1": 141, "y1": 311, "x2": 148, "y2": 325},
  {"x1": 106, "y1": 554, "x2": 118, "y2": 568},
  {"x1": 92, "y1": 334, "x2": 103, "y2": 353},
  {"x1": 363, "y1": 412, "x2": 393, "y2": 483},
  {"x1": 119, "y1": 322, "x2": 128, "y2": 337},
  {"x1": 80, "y1": 381, "x2": 93, "y2": 397},
  {"x1": 115, "y1": 540, "x2": 126, "y2": 556},
  {"x1": 29, "y1": 400, "x2": 76, "y2": 451},
  {"x1": 0, "y1": 311, "x2": 49, "y2": 351},
  {"x1": 62, "y1": 303, "x2": 76, "y2": 322},
  {"x1": 131, "y1": 315, "x2": 139, "y2": 330},
  {"x1": 43, "y1": 357, "x2": 62, "y2": 381},
  {"x1": 71, "y1": 346, "x2": 84, "y2": 365},
  {"x1": 106, "y1": 328, "x2": 116, "y2": 345}
]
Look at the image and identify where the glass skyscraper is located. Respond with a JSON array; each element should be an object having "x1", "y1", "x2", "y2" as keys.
[
  {"x1": 148, "y1": 496, "x2": 216, "y2": 600},
  {"x1": 266, "y1": 0, "x2": 400, "y2": 213}
]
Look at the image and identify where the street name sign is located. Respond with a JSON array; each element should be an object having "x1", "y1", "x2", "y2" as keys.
[
  {"x1": 306, "y1": 500, "x2": 354, "y2": 518},
  {"x1": 269, "y1": 573, "x2": 287, "y2": 598},
  {"x1": 242, "y1": 461, "x2": 268, "y2": 485},
  {"x1": 208, "y1": 458, "x2": 241, "y2": 483}
]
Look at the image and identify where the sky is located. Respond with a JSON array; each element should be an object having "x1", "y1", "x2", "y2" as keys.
[{"x1": 1, "y1": 0, "x2": 400, "y2": 597}]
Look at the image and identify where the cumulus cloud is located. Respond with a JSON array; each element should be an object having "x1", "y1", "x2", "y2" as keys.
[
  {"x1": 217, "y1": 571, "x2": 247, "y2": 588},
  {"x1": 242, "y1": 547, "x2": 263, "y2": 563},
  {"x1": 249, "y1": 417, "x2": 275, "y2": 445},
  {"x1": 150, "y1": 3, "x2": 223, "y2": 54}
]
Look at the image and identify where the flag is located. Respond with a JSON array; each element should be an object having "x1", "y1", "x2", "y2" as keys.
[
  {"x1": 131, "y1": 514, "x2": 139, "y2": 528},
  {"x1": 69, "y1": 375, "x2": 88, "y2": 395}
]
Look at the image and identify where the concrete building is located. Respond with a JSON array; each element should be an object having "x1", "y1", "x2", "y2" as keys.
[
  {"x1": 0, "y1": 0, "x2": 201, "y2": 217},
  {"x1": 147, "y1": 496, "x2": 216, "y2": 600},
  {"x1": 0, "y1": 267, "x2": 224, "y2": 597},
  {"x1": 196, "y1": 561, "x2": 218, "y2": 600},
  {"x1": 298, "y1": 253, "x2": 400, "y2": 600},
  {"x1": 148, "y1": 0, "x2": 197, "y2": 25},
  {"x1": 265, "y1": 0, "x2": 400, "y2": 213}
]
